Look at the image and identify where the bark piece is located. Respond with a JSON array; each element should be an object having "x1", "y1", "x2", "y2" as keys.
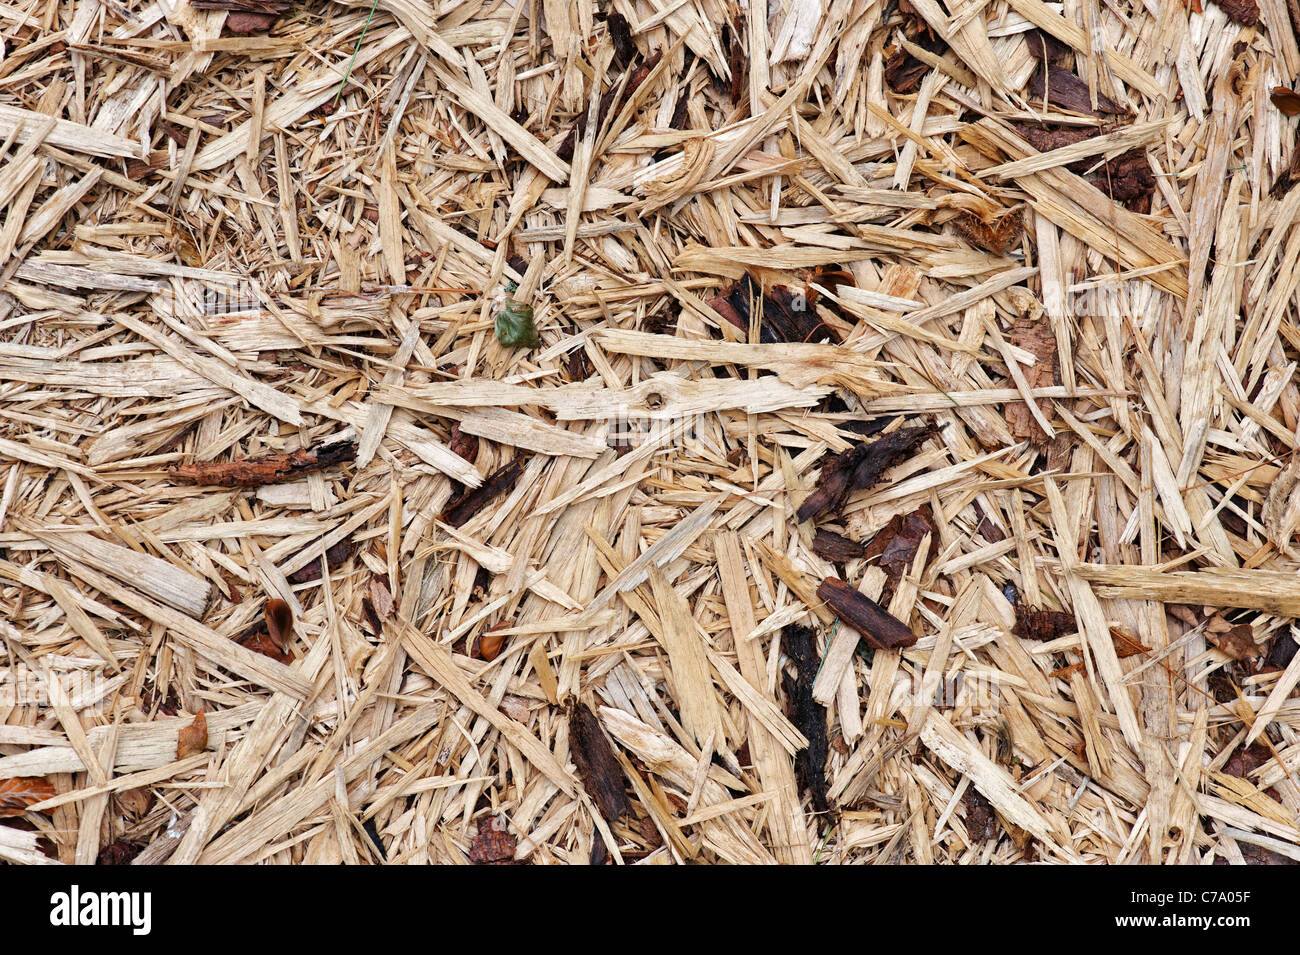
[
  {"x1": 862, "y1": 504, "x2": 938, "y2": 579},
  {"x1": 1006, "y1": 317, "x2": 1059, "y2": 445},
  {"x1": 816, "y1": 577, "x2": 918, "y2": 650},
  {"x1": 1014, "y1": 123, "x2": 1100, "y2": 153},
  {"x1": 1216, "y1": 0, "x2": 1260, "y2": 24},
  {"x1": 796, "y1": 424, "x2": 934, "y2": 523},
  {"x1": 708, "y1": 273, "x2": 840, "y2": 345},
  {"x1": 1012, "y1": 605, "x2": 1077, "y2": 641},
  {"x1": 607, "y1": 12, "x2": 637, "y2": 67},
  {"x1": 168, "y1": 437, "x2": 356, "y2": 487},
  {"x1": 1024, "y1": 29, "x2": 1071, "y2": 61},
  {"x1": 440, "y1": 457, "x2": 525, "y2": 527},
  {"x1": 287, "y1": 535, "x2": 354, "y2": 584},
  {"x1": 782, "y1": 626, "x2": 830, "y2": 816},
  {"x1": 1207, "y1": 623, "x2": 1260, "y2": 660},
  {"x1": 234, "y1": 598, "x2": 295, "y2": 664},
  {"x1": 1028, "y1": 65, "x2": 1124, "y2": 115},
  {"x1": 812, "y1": 528, "x2": 868, "y2": 562},
  {"x1": 448, "y1": 422, "x2": 478, "y2": 463},
  {"x1": 468, "y1": 815, "x2": 519, "y2": 864},
  {"x1": 567, "y1": 700, "x2": 629, "y2": 823}
]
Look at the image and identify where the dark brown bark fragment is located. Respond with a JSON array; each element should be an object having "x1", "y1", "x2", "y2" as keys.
[
  {"x1": 1012, "y1": 605, "x2": 1077, "y2": 641},
  {"x1": 1027, "y1": 65, "x2": 1124, "y2": 115},
  {"x1": 708, "y1": 273, "x2": 840, "y2": 345},
  {"x1": 796, "y1": 424, "x2": 934, "y2": 523},
  {"x1": 782, "y1": 625, "x2": 831, "y2": 816},
  {"x1": 287, "y1": 535, "x2": 354, "y2": 584},
  {"x1": 862, "y1": 503, "x2": 938, "y2": 579},
  {"x1": 816, "y1": 577, "x2": 918, "y2": 650},
  {"x1": 567, "y1": 700, "x2": 629, "y2": 823},
  {"x1": 812, "y1": 528, "x2": 868, "y2": 562},
  {"x1": 440, "y1": 457, "x2": 526, "y2": 527},
  {"x1": 1216, "y1": 0, "x2": 1261, "y2": 25}
]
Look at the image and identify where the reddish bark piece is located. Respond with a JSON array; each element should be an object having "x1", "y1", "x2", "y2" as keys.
[
  {"x1": 812, "y1": 528, "x2": 868, "y2": 562},
  {"x1": 1012, "y1": 605, "x2": 1077, "y2": 641},
  {"x1": 117, "y1": 787, "x2": 152, "y2": 821},
  {"x1": 176, "y1": 710, "x2": 208, "y2": 760},
  {"x1": 884, "y1": 1, "x2": 947, "y2": 94},
  {"x1": 567, "y1": 700, "x2": 629, "y2": 823},
  {"x1": 1223, "y1": 744, "x2": 1272, "y2": 780},
  {"x1": 1028, "y1": 65, "x2": 1124, "y2": 115},
  {"x1": 0, "y1": 776, "x2": 57, "y2": 818},
  {"x1": 1023, "y1": 29, "x2": 1071, "y2": 61},
  {"x1": 236, "y1": 629, "x2": 293, "y2": 664},
  {"x1": 1005, "y1": 317, "x2": 1059, "y2": 446},
  {"x1": 1048, "y1": 628, "x2": 1149, "y2": 679},
  {"x1": 168, "y1": 437, "x2": 355, "y2": 487},
  {"x1": 468, "y1": 816, "x2": 518, "y2": 864},
  {"x1": 1088, "y1": 150, "x2": 1156, "y2": 209},
  {"x1": 952, "y1": 207, "x2": 1023, "y2": 255},
  {"x1": 448, "y1": 422, "x2": 478, "y2": 463},
  {"x1": 225, "y1": 11, "x2": 275, "y2": 32},
  {"x1": 287, "y1": 535, "x2": 354, "y2": 584},
  {"x1": 440, "y1": 457, "x2": 526, "y2": 528},
  {"x1": 816, "y1": 577, "x2": 918, "y2": 650},
  {"x1": 1216, "y1": 0, "x2": 1260, "y2": 24},
  {"x1": 862, "y1": 504, "x2": 938, "y2": 578},
  {"x1": 782, "y1": 626, "x2": 830, "y2": 816},
  {"x1": 1014, "y1": 123, "x2": 1099, "y2": 153}
]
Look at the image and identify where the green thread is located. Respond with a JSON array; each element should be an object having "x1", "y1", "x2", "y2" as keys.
[{"x1": 333, "y1": 0, "x2": 383, "y2": 108}]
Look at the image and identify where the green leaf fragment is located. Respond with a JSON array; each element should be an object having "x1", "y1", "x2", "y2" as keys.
[{"x1": 495, "y1": 299, "x2": 539, "y2": 348}]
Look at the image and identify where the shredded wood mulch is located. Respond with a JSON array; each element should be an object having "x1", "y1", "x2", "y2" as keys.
[{"x1": 2, "y1": 0, "x2": 1300, "y2": 867}]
